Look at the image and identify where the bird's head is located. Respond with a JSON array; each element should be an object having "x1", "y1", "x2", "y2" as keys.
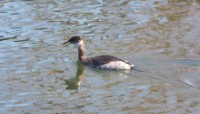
[{"x1": 63, "y1": 36, "x2": 83, "y2": 46}]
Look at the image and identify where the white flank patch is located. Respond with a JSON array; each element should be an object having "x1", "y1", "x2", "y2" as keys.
[{"x1": 100, "y1": 61, "x2": 133, "y2": 70}]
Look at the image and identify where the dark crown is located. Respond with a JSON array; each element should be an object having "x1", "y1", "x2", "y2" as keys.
[{"x1": 67, "y1": 36, "x2": 81, "y2": 43}]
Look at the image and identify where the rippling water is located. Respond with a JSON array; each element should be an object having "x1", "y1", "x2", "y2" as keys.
[{"x1": 0, "y1": 0, "x2": 200, "y2": 113}]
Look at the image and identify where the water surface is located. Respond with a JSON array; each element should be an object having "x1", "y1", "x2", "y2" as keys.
[{"x1": 0, "y1": 0, "x2": 200, "y2": 113}]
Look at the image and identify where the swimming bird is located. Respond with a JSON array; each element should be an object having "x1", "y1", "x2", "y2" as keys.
[{"x1": 63, "y1": 36, "x2": 134, "y2": 70}]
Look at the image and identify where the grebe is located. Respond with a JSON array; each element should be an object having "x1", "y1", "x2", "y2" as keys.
[{"x1": 64, "y1": 36, "x2": 134, "y2": 70}]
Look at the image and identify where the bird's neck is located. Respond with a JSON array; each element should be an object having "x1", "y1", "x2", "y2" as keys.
[{"x1": 77, "y1": 40, "x2": 87, "y2": 62}]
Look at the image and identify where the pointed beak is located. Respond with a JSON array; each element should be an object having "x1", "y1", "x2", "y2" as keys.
[{"x1": 62, "y1": 41, "x2": 70, "y2": 45}]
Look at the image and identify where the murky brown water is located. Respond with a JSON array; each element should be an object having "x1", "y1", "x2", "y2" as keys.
[{"x1": 0, "y1": 0, "x2": 200, "y2": 113}]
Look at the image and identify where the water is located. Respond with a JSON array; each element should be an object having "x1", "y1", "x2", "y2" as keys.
[{"x1": 0, "y1": 0, "x2": 200, "y2": 113}]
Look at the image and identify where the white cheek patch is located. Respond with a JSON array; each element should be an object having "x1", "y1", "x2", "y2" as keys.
[
  {"x1": 77, "y1": 40, "x2": 84, "y2": 47},
  {"x1": 79, "y1": 40, "x2": 84, "y2": 45},
  {"x1": 100, "y1": 61, "x2": 132, "y2": 70}
]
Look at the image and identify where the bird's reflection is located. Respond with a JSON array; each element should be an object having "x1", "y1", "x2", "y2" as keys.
[{"x1": 64, "y1": 62, "x2": 85, "y2": 90}]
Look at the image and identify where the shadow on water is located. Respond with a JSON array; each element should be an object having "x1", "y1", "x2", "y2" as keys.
[{"x1": 64, "y1": 62, "x2": 85, "y2": 90}]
